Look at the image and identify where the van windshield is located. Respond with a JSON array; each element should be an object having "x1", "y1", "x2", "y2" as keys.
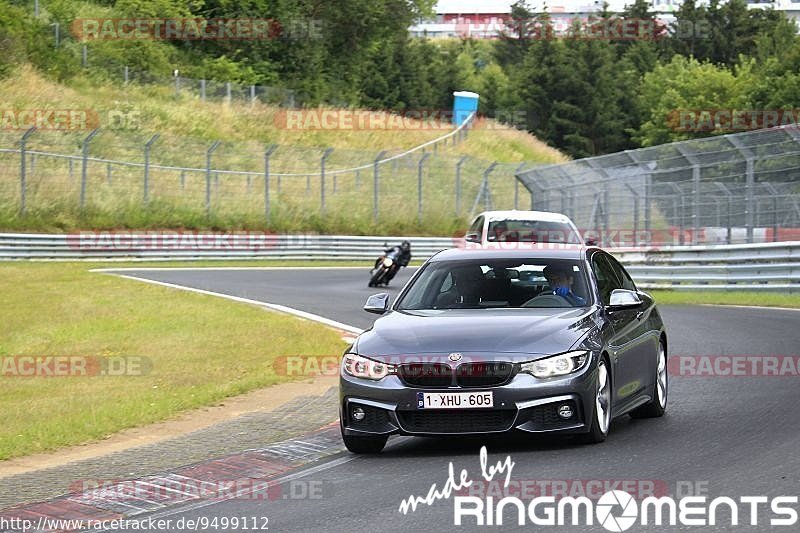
[{"x1": 486, "y1": 220, "x2": 582, "y2": 244}]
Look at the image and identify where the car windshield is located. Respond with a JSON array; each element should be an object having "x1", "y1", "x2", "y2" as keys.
[
  {"x1": 396, "y1": 258, "x2": 591, "y2": 310},
  {"x1": 486, "y1": 219, "x2": 582, "y2": 244}
]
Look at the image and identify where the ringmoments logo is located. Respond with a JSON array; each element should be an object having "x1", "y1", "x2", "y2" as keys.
[{"x1": 397, "y1": 447, "x2": 799, "y2": 529}]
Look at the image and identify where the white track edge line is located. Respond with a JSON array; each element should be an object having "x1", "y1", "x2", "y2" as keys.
[{"x1": 108, "y1": 274, "x2": 364, "y2": 335}]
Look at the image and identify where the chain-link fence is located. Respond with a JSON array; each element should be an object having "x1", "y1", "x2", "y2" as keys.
[
  {"x1": 516, "y1": 126, "x2": 800, "y2": 246},
  {"x1": 0, "y1": 118, "x2": 535, "y2": 233}
]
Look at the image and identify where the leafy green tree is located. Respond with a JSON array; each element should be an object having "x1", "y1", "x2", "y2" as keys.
[{"x1": 634, "y1": 56, "x2": 746, "y2": 146}]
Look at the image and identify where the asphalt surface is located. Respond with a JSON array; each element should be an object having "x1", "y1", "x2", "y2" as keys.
[{"x1": 100, "y1": 267, "x2": 800, "y2": 532}]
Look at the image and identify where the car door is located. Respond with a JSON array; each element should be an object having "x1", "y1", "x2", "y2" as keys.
[
  {"x1": 590, "y1": 252, "x2": 642, "y2": 410},
  {"x1": 605, "y1": 254, "x2": 660, "y2": 401}
]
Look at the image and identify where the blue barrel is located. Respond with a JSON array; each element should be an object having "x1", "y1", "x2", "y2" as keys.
[{"x1": 452, "y1": 91, "x2": 480, "y2": 126}]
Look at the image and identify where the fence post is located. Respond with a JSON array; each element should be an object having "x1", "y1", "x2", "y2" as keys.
[
  {"x1": 455, "y1": 156, "x2": 467, "y2": 216},
  {"x1": 206, "y1": 141, "x2": 221, "y2": 217},
  {"x1": 250, "y1": 85, "x2": 256, "y2": 107},
  {"x1": 52, "y1": 22, "x2": 59, "y2": 47},
  {"x1": 320, "y1": 148, "x2": 333, "y2": 215},
  {"x1": 19, "y1": 127, "x2": 36, "y2": 215},
  {"x1": 625, "y1": 183, "x2": 640, "y2": 245},
  {"x1": 744, "y1": 157, "x2": 755, "y2": 243},
  {"x1": 418, "y1": 153, "x2": 430, "y2": 223},
  {"x1": 514, "y1": 163, "x2": 526, "y2": 210},
  {"x1": 124, "y1": 66, "x2": 129, "y2": 85},
  {"x1": 174, "y1": 71, "x2": 180, "y2": 97},
  {"x1": 761, "y1": 182, "x2": 780, "y2": 242},
  {"x1": 143, "y1": 134, "x2": 159, "y2": 204},
  {"x1": 180, "y1": 171, "x2": 186, "y2": 190},
  {"x1": 226, "y1": 82, "x2": 232, "y2": 105},
  {"x1": 80, "y1": 129, "x2": 100, "y2": 209},
  {"x1": 471, "y1": 162, "x2": 498, "y2": 214},
  {"x1": 374, "y1": 151, "x2": 387, "y2": 223},
  {"x1": 201, "y1": 79, "x2": 206, "y2": 102},
  {"x1": 106, "y1": 163, "x2": 112, "y2": 184},
  {"x1": 69, "y1": 157, "x2": 74, "y2": 179},
  {"x1": 264, "y1": 144, "x2": 278, "y2": 223}
]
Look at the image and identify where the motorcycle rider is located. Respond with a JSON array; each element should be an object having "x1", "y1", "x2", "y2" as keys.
[{"x1": 372, "y1": 240, "x2": 412, "y2": 284}]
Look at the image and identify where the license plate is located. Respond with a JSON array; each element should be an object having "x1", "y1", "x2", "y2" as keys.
[{"x1": 417, "y1": 391, "x2": 493, "y2": 409}]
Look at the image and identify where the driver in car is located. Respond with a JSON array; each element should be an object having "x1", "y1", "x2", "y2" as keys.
[{"x1": 543, "y1": 264, "x2": 586, "y2": 306}]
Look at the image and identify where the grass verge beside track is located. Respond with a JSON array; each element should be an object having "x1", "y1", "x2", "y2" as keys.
[
  {"x1": 648, "y1": 290, "x2": 800, "y2": 309},
  {"x1": 0, "y1": 262, "x2": 348, "y2": 460}
]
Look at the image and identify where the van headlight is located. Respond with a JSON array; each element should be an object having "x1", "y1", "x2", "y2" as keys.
[
  {"x1": 520, "y1": 351, "x2": 589, "y2": 378},
  {"x1": 342, "y1": 353, "x2": 396, "y2": 380}
]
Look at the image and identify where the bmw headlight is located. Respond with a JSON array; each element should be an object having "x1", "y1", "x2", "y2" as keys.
[
  {"x1": 342, "y1": 353, "x2": 396, "y2": 380},
  {"x1": 382, "y1": 257, "x2": 394, "y2": 267},
  {"x1": 520, "y1": 351, "x2": 589, "y2": 378}
]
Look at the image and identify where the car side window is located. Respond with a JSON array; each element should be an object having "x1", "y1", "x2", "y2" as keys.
[
  {"x1": 591, "y1": 254, "x2": 622, "y2": 305},
  {"x1": 469, "y1": 216, "x2": 483, "y2": 235},
  {"x1": 606, "y1": 255, "x2": 637, "y2": 292}
]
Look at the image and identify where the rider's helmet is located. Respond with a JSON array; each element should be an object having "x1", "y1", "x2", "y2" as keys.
[{"x1": 401, "y1": 240, "x2": 411, "y2": 252}]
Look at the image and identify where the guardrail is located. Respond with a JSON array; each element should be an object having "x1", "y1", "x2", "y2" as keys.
[{"x1": 1, "y1": 233, "x2": 798, "y2": 292}]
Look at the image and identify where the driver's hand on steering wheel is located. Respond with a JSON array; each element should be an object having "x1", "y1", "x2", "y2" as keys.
[{"x1": 553, "y1": 287, "x2": 586, "y2": 305}]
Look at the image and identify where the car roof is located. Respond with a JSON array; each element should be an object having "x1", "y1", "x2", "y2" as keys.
[
  {"x1": 474, "y1": 210, "x2": 574, "y2": 224},
  {"x1": 430, "y1": 245, "x2": 596, "y2": 262}
]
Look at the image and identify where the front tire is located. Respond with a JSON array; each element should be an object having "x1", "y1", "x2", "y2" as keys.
[
  {"x1": 630, "y1": 339, "x2": 667, "y2": 419},
  {"x1": 369, "y1": 268, "x2": 386, "y2": 288},
  {"x1": 580, "y1": 357, "x2": 611, "y2": 444},
  {"x1": 341, "y1": 425, "x2": 387, "y2": 454}
]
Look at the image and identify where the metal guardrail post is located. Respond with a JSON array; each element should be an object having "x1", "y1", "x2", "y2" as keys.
[
  {"x1": 19, "y1": 127, "x2": 36, "y2": 215},
  {"x1": 373, "y1": 151, "x2": 387, "y2": 223},
  {"x1": 320, "y1": 148, "x2": 333, "y2": 216},
  {"x1": 264, "y1": 144, "x2": 278, "y2": 223},
  {"x1": 205, "y1": 141, "x2": 221, "y2": 217},
  {"x1": 455, "y1": 156, "x2": 467, "y2": 216},
  {"x1": 418, "y1": 153, "x2": 430, "y2": 222},
  {"x1": 80, "y1": 129, "x2": 100, "y2": 209},
  {"x1": 143, "y1": 134, "x2": 159, "y2": 204}
]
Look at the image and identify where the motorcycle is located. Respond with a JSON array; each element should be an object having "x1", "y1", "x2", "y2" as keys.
[{"x1": 369, "y1": 247, "x2": 402, "y2": 287}]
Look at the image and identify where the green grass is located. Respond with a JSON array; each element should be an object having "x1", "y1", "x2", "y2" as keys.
[
  {"x1": 649, "y1": 290, "x2": 800, "y2": 309},
  {"x1": 0, "y1": 262, "x2": 348, "y2": 460},
  {"x1": 0, "y1": 66, "x2": 566, "y2": 234}
]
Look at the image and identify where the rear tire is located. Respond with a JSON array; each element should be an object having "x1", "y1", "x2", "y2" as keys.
[
  {"x1": 630, "y1": 339, "x2": 668, "y2": 419},
  {"x1": 340, "y1": 423, "x2": 387, "y2": 454},
  {"x1": 580, "y1": 357, "x2": 611, "y2": 444}
]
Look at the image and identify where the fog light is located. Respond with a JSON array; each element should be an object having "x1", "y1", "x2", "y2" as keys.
[
  {"x1": 352, "y1": 406, "x2": 366, "y2": 421},
  {"x1": 558, "y1": 404, "x2": 574, "y2": 419}
]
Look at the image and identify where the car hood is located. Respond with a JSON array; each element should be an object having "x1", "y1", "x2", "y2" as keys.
[{"x1": 355, "y1": 307, "x2": 600, "y2": 363}]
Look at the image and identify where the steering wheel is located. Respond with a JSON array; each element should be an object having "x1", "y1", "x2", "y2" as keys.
[{"x1": 522, "y1": 293, "x2": 573, "y2": 308}]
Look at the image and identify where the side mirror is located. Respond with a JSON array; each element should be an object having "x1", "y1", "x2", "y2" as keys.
[
  {"x1": 465, "y1": 233, "x2": 480, "y2": 243},
  {"x1": 364, "y1": 293, "x2": 390, "y2": 315},
  {"x1": 607, "y1": 289, "x2": 642, "y2": 310},
  {"x1": 586, "y1": 238, "x2": 598, "y2": 247}
]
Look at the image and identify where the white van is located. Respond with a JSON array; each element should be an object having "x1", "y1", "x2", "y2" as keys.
[{"x1": 466, "y1": 210, "x2": 586, "y2": 246}]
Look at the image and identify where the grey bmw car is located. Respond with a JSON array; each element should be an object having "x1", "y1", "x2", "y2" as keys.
[{"x1": 339, "y1": 246, "x2": 668, "y2": 453}]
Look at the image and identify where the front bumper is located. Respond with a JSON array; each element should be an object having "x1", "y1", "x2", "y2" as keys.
[{"x1": 340, "y1": 360, "x2": 598, "y2": 437}]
